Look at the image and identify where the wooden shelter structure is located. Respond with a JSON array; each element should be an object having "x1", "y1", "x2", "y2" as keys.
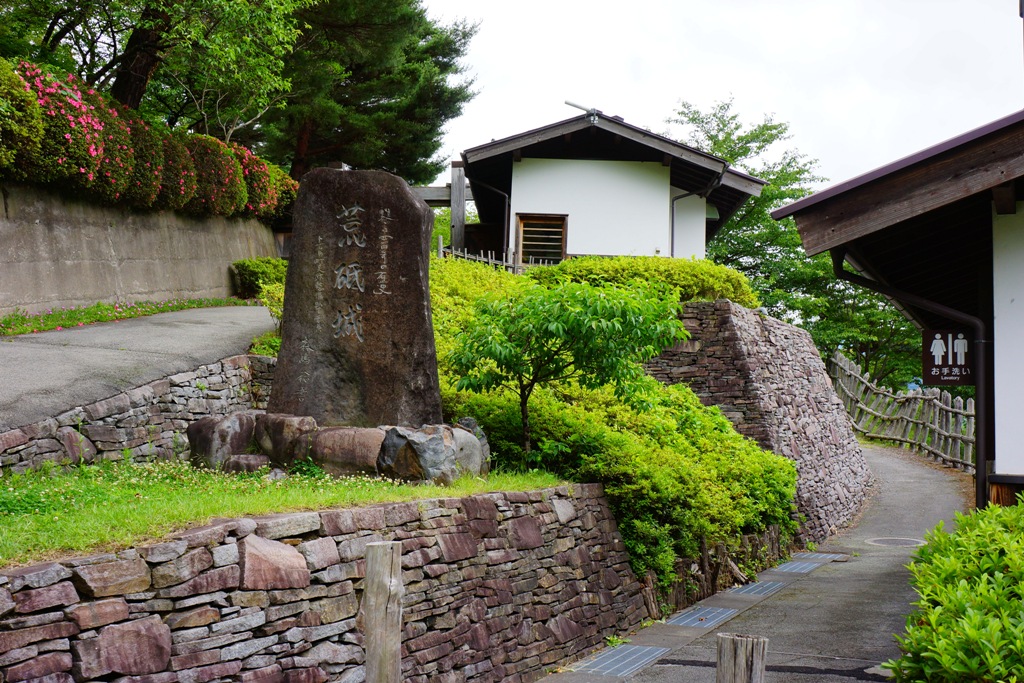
[{"x1": 774, "y1": 109, "x2": 1024, "y2": 507}]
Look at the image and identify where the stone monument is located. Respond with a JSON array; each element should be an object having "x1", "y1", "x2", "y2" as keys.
[{"x1": 268, "y1": 169, "x2": 442, "y2": 427}]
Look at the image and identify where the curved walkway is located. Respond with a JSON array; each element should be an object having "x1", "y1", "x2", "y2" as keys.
[
  {"x1": 0, "y1": 307, "x2": 274, "y2": 431},
  {"x1": 547, "y1": 444, "x2": 971, "y2": 683}
]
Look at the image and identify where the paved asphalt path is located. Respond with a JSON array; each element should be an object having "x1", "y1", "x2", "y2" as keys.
[
  {"x1": 547, "y1": 444, "x2": 971, "y2": 683},
  {"x1": 0, "y1": 306, "x2": 275, "y2": 431}
]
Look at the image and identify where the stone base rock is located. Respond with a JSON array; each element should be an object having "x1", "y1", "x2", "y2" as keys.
[
  {"x1": 377, "y1": 425, "x2": 486, "y2": 485},
  {"x1": 186, "y1": 411, "x2": 259, "y2": 469},
  {"x1": 296, "y1": 427, "x2": 384, "y2": 477},
  {"x1": 254, "y1": 413, "x2": 318, "y2": 467}
]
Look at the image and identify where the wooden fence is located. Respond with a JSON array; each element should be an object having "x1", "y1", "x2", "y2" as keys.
[
  {"x1": 436, "y1": 237, "x2": 555, "y2": 274},
  {"x1": 829, "y1": 351, "x2": 975, "y2": 472}
]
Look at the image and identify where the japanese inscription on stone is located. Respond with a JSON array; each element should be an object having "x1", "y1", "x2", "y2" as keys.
[{"x1": 268, "y1": 169, "x2": 442, "y2": 427}]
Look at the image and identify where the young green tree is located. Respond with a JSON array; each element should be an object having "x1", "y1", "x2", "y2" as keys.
[
  {"x1": 669, "y1": 98, "x2": 920, "y2": 388},
  {"x1": 449, "y1": 281, "x2": 687, "y2": 453}
]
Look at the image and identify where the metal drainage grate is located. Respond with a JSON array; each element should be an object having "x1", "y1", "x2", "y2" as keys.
[
  {"x1": 729, "y1": 580, "x2": 787, "y2": 597},
  {"x1": 667, "y1": 606, "x2": 738, "y2": 629},
  {"x1": 865, "y1": 537, "x2": 925, "y2": 547},
  {"x1": 792, "y1": 552, "x2": 847, "y2": 562},
  {"x1": 572, "y1": 645, "x2": 671, "y2": 677},
  {"x1": 774, "y1": 560, "x2": 826, "y2": 573}
]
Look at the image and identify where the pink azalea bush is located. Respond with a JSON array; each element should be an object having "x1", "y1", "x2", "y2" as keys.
[
  {"x1": 2, "y1": 60, "x2": 295, "y2": 221},
  {"x1": 79, "y1": 90, "x2": 134, "y2": 203},
  {"x1": 154, "y1": 132, "x2": 197, "y2": 211},
  {"x1": 121, "y1": 108, "x2": 164, "y2": 209},
  {"x1": 184, "y1": 134, "x2": 247, "y2": 216},
  {"x1": 17, "y1": 62, "x2": 107, "y2": 191},
  {"x1": 229, "y1": 142, "x2": 275, "y2": 218}
]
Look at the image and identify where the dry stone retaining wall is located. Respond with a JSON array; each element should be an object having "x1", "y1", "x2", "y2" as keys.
[
  {"x1": 647, "y1": 300, "x2": 872, "y2": 542},
  {"x1": 0, "y1": 355, "x2": 276, "y2": 475},
  {"x1": 0, "y1": 486, "x2": 648, "y2": 683}
]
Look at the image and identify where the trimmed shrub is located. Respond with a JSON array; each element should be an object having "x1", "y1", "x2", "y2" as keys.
[
  {"x1": 0, "y1": 57, "x2": 43, "y2": 179},
  {"x1": 885, "y1": 504, "x2": 1024, "y2": 681},
  {"x1": 528, "y1": 255, "x2": 760, "y2": 308},
  {"x1": 183, "y1": 134, "x2": 246, "y2": 216},
  {"x1": 154, "y1": 131, "x2": 197, "y2": 211},
  {"x1": 79, "y1": 89, "x2": 134, "y2": 203},
  {"x1": 232, "y1": 257, "x2": 287, "y2": 299},
  {"x1": 17, "y1": 63, "x2": 105, "y2": 191},
  {"x1": 121, "y1": 109, "x2": 164, "y2": 209},
  {"x1": 266, "y1": 162, "x2": 298, "y2": 221},
  {"x1": 229, "y1": 142, "x2": 276, "y2": 218}
]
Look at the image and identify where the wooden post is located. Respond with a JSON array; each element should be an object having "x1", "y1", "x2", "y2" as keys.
[
  {"x1": 437, "y1": 234, "x2": 443, "y2": 259},
  {"x1": 450, "y1": 161, "x2": 466, "y2": 251},
  {"x1": 717, "y1": 633, "x2": 768, "y2": 683},
  {"x1": 363, "y1": 541, "x2": 404, "y2": 683}
]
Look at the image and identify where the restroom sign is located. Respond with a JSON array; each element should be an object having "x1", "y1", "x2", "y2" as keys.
[{"x1": 922, "y1": 329, "x2": 974, "y2": 386}]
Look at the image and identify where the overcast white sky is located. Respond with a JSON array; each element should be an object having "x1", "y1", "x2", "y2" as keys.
[{"x1": 421, "y1": 0, "x2": 1024, "y2": 190}]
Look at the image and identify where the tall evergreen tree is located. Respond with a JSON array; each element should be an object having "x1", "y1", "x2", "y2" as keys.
[{"x1": 258, "y1": 0, "x2": 476, "y2": 182}]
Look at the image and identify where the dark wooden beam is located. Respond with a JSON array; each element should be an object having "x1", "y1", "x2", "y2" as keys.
[
  {"x1": 993, "y1": 181, "x2": 1017, "y2": 215},
  {"x1": 662, "y1": 154, "x2": 672, "y2": 167},
  {"x1": 562, "y1": 133, "x2": 572, "y2": 144},
  {"x1": 794, "y1": 124, "x2": 1024, "y2": 255},
  {"x1": 512, "y1": 149, "x2": 522, "y2": 162}
]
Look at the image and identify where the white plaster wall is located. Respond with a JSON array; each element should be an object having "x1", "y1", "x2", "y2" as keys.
[
  {"x1": 671, "y1": 190, "x2": 706, "y2": 259},
  {"x1": 992, "y1": 202, "x2": 1024, "y2": 474},
  {"x1": 510, "y1": 159, "x2": 704, "y2": 258}
]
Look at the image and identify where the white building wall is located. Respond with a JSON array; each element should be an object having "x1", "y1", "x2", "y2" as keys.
[
  {"x1": 671, "y1": 190, "x2": 706, "y2": 259},
  {"x1": 992, "y1": 203, "x2": 1024, "y2": 474},
  {"x1": 509, "y1": 158, "x2": 706, "y2": 258}
]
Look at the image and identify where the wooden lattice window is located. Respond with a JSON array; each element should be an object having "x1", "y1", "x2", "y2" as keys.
[{"x1": 517, "y1": 214, "x2": 567, "y2": 266}]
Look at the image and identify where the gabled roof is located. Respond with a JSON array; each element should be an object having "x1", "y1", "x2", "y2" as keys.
[
  {"x1": 772, "y1": 109, "x2": 1024, "y2": 329},
  {"x1": 461, "y1": 111, "x2": 766, "y2": 239},
  {"x1": 772, "y1": 109, "x2": 1024, "y2": 255}
]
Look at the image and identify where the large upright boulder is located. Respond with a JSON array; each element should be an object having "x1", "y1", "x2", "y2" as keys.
[{"x1": 268, "y1": 169, "x2": 442, "y2": 428}]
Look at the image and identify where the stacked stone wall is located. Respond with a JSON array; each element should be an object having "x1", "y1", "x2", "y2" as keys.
[
  {"x1": 0, "y1": 487, "x2": 648, "y2": 682},
  {"x1": 647, "y1": 300, "x2": 871, "y2": 541},
  {"x1": 0, "y1": 355, "x2": 277, "y2": 475}
]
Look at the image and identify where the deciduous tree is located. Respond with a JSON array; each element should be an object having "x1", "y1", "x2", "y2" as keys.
[
  {"x1": 669, "y1": 98, "x2": 920, "y2": 387},
  {"x1": 449, "y1": 281, "x2": 686, "y2": 453}
]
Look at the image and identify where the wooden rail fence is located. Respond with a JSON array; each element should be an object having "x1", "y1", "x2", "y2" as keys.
[
  {"x1": 436, "y1": 237, "x2": 555, "y2": 274},
  {"x1": 829, "y1": 351, "x2": 975, "y2": 472}
]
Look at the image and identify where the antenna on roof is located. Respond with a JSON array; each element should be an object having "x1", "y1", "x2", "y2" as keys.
[{"x1": 565, "y1": 100, "x2": 600, "y2": 124}]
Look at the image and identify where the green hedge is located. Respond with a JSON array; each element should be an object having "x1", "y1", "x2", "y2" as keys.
[
  {"x1": 232, "y1": 257, "x2": 288, "y2": 299},
  {"x1": 0, "y1": 59, "x2": 295, "y2": 222},
  {"x1": 0, "y1": 57, "x2": 43, "y2": 177},
  {"x1": 183, "y1": 134, "x2": 246, "y2": 217},
  {"x1": 885, "y1": 504, "x2": 1024, "y2": 681},
  {"x1": 527, "y1": 255, "x2": 760, "y2": 308}
]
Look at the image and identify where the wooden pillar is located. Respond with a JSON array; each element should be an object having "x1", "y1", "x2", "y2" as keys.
[
  {"x1": 364, "y1": 541, "x2": 404, "y2": 683},
  {"x1": 717, "y1": 633, "x2": 768, "y2": 683},
  {"x1": 451, "y1": 161, "x2": 466, "y2": 251}
]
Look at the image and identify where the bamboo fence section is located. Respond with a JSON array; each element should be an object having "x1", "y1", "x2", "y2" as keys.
[{"x1": 829, "y1": 351, "x2": 975, "y2": 472}]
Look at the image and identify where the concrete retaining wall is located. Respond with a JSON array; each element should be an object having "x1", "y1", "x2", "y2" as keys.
[
  {"x1": 0, "y1": 487, "x2": 648, "y2": 683},
  {"x1": 0, "y1": 183, "x2": 278, "y2": 316},
  {"x1": 647, "y1": 300, "x2": 872, "y2": 542}
]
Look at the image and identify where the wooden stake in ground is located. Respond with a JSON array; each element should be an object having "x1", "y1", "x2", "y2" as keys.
[
  {"x1": 716, "y1": 633, "x2": 768, "y2": 683},
  {"x1": 364, "y1": 541, "x2": 404, "y2": 683}
]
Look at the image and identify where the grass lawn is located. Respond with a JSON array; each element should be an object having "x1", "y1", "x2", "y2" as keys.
[
  {"x1": 0, "y1": 297, "x2": 255, "y2": 336},
  {"x1": 0, "y1": 458, "x2": 563, "y2": 569}
]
